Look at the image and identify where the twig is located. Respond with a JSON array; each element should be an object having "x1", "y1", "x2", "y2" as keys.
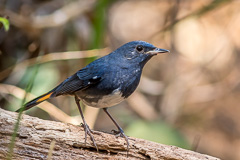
[
  {"x1": 0, "y1": 83, "x2": 81, "y2": 125},
  {"x1": 0, "y1": 48, "x2": 109, "y2": 81}
]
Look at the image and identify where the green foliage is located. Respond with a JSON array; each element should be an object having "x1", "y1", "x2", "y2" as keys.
[
  {"x1": 86, "y1": 0, "x2": 113, "y2": 64},
  {"x1": 90, "y1": 0, "x2": 111, "y2": 49},
  {"x1": 125, "y1": 120, "x2": 190, "y2": 149},
  {"x1": 0, "y1": 17, "x2": 10, "y2": 31},
  {"x1": 7, "y1": 52, "x2": 43, "y2": 159},
  {"x1": 7, "y1": 65, "x2": 39, "y2": 159}
]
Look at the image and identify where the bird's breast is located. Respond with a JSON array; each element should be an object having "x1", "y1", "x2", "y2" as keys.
[{"x1": 78, "y1": 88, "x2": 125, "y2": 108}]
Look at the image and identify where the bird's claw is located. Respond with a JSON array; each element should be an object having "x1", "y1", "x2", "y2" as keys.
[
  {"x1": 81, "y1": 123, "x2": 98, "y2": 151},
  {"x1": 111, "y1": 128, "x2": 130, "y2": 155}
]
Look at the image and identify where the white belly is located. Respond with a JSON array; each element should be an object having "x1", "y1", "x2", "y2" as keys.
[{"x1": 81, "y1": 88, "x2": 125, "y2": 108}]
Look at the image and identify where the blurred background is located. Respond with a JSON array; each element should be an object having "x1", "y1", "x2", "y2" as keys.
[{"x1": 0, "y1": 0, "x2": 240, "y2": 159}]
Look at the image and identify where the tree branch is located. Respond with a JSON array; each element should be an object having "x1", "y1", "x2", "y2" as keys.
[{"x1": 0, "y1": 108, "x2": 220, "y2": 160}]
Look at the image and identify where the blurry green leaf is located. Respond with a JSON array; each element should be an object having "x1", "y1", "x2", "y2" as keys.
[
  {"x1": 86, "y1": 0, "x2": 112, "y2": 64},
  {"x1": 0, "y1": 17, "x2": 10, "y2": 31},
  {"x1": 90, "y1": 0, "x2": 112, "y2": 49},
  {"x1": 125, "y1": 120, "x2": 189, "y2": 149}
]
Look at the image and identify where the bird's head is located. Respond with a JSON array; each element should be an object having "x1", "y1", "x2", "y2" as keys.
[{"x1": 112, "y1": 41, "x2": 169, "y2": 67}]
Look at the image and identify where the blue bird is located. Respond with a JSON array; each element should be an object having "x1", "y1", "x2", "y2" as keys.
[{"x1": 17, "y1": 41, "x2": 169, "y2": 152}]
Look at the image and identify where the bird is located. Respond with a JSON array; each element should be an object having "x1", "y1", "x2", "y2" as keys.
[{"x1": 16, "y1": 40, "x2": 169, "y2": 153}]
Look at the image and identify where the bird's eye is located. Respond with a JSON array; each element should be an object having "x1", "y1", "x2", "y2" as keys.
[{"x1": 136, "y1": 45, "x2": 143, "y2": 52}]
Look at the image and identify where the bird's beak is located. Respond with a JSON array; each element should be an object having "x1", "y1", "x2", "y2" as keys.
[{"x1": 147, "y1": 48, "x2": 170, "y2": 55}]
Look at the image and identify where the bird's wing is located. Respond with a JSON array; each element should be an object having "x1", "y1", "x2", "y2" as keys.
[{"x1": 52, "y1": 65, "x2": 104, "y2": 96}]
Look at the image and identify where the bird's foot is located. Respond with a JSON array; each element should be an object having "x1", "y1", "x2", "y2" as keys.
[
  {"x1": 81, "y1": 123, "x2": 98, "y2": 151},
  {"x1": 111, "y1": 128, "x2": 129, "y2": 153}
]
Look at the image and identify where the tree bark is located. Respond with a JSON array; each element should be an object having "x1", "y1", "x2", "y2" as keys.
[{"x1": 0, "y1": 108, "x2": 220, "y2": 160}]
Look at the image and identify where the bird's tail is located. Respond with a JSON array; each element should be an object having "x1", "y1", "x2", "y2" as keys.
[{"x1": 16, "y1": 91, "x2": 54, "y2": 112}]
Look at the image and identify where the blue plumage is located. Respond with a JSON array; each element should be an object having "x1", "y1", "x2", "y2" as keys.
[{"x1": 17, "y1": 40, "x2": 169, "y2": 153}]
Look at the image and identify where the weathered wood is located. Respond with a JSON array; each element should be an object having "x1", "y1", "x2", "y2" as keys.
[{"x1": 0, "y1": 108, "x2": 220, "y2": 160}]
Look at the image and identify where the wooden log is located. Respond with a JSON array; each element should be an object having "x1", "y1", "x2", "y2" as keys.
[{"x1": 0, "y1": 108, "x2": 220, "y2": 160}]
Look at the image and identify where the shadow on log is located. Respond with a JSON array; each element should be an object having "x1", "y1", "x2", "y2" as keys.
[{"x1": 0, "y1": 108, "x2": 220, "y2": 160}]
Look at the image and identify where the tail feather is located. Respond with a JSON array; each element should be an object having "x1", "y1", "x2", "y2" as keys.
[{"x1": 16, "y1": 91, "x2": 54, "y2": 112}]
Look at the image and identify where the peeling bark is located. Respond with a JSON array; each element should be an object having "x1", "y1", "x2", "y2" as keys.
[{"x1": 0, "y1": 108, "x2": 220, "y2": 160}]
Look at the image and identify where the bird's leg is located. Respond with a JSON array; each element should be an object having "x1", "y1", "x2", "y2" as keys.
[
  {"x1": 74, "y1": 95, "x2": 98, "y2": 151},
  {"x1": 103, "y1": 108, "x2": 129, "y2": 152}
]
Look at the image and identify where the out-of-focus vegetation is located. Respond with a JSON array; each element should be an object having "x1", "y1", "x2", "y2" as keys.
[
  {"x1": 0, "y1": 0, "x2": 239, "y2": 159},
  {"x1": 0, "y1": 16, "x2": 9, "y2": 31}
]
